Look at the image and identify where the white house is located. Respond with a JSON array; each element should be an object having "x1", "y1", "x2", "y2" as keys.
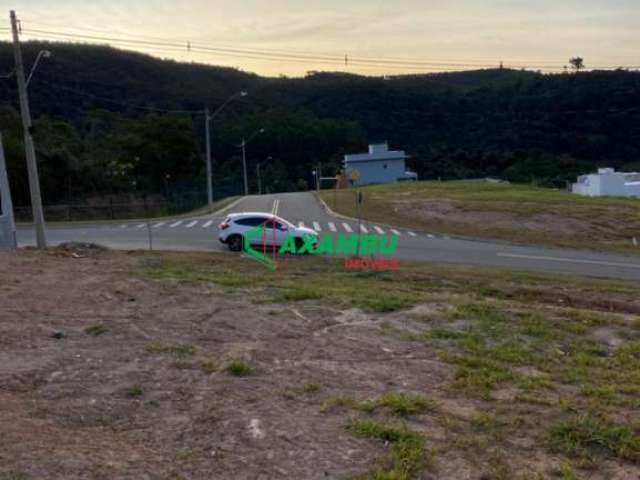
[
  {"x1": 572, "y1": 168, "x2": 640, "y2": 197},
  {"x1": 344, "y1": 143, "x2": 416, "y2": 186}
]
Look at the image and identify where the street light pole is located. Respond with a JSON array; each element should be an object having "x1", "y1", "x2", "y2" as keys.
[
  {"x1": 241, "y1": 137, "x2": 248, "y2": 196},
  {"x1": 204, "y1": 90, "x2": 247, "y2": 212},
  {"x1": 257, "y1": 156, "x2": 272, "y2": 195},
  {"x1": 10, "y1": 10, "x2": 46, "y2": 248},
  {"x1": 257, "y1": 161, "x2": 262, "y2": 195},
  {"x1": 238, "y1": 128, "x2": 264, "y2": 196},
  {"x1": 204, "y1": 107, "x2": 213, "y2": 211}
]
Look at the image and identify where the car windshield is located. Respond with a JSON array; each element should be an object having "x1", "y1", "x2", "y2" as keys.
[{"x1": 273, "y1": 216, "x2": 295, "y2": 228}]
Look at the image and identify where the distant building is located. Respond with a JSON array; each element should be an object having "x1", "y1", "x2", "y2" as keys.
[
  {"x1": 344, "y1": 143, "x2": 417, "y2": 186},
  {"x1": 572, "y1": 168, "x2": 640, "y2": 197}
]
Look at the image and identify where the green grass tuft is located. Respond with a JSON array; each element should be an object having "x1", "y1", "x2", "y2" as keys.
[
  {"x1": 85, "y1": 324, "x2": 109, "y2": 336},
  {"x1": 376, "y1": 392, "x2": 437, "y2": 416},
  {"x1": 144, "y1": 340, "x2": 196, "y2": 356},
  {"x1": 225, "y1": 359, "x2": 255, "y2": 376},
  {"x1": 547, "y1": 414, "x2": 640, "y2": 461},
  {"x1": 126, "y1": 385, "x2": 143, "y2": 397},
  {"x1": 347, "y1": 419, "x2": 427, "y2": 479}
]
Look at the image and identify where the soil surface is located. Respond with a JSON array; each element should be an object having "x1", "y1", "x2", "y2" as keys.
[
  {"x1": 0, "y1": 250, "x2": 443, "y2": 479},
  {"x1": 1, "y1": 248, "x2": 638, "y2": 479}
]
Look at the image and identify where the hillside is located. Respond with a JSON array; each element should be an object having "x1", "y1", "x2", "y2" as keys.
[{"x1": 1, "y1": 41, "x2": 640, "y2": 207}]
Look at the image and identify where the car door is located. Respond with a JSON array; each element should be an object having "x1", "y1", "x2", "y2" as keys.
[
  {"x1": 264, "y1": 218, "x2": 289, "y2": 247},
  {"x1": 235, "y1": 217, "x2": 269, "y2": 246}
]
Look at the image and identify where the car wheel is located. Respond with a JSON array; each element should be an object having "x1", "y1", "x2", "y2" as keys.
[
  {"x1": 294, "y1": 237, "x2": 304, "y2": 254},
  {"x1": 227, "y1": 235, "x2": 243, "y2": 252}
]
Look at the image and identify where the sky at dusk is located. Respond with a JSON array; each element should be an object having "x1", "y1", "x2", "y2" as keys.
[{"x1": 1, "y1": 0, "x2": 638, "y2": 76}]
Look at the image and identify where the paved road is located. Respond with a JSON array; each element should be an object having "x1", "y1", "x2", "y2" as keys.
[{"x1": 16, "y1": 192, "x2": 640, "y2": 280}]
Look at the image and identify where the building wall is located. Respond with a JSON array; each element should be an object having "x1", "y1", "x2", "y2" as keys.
[
  {"x1": 346, "y1": 158, "x2": 406, "y2": 186},
  {"x1": 572, "y1": 170, "x2": 640, "y2": 197}
]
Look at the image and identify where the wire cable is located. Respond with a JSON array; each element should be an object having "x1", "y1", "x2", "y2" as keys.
[{"x1": 22, "y1": 27, "x2": 638, "y2": 72}]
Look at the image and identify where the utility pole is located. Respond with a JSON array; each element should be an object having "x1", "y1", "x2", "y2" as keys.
[
  {"x1": 0, "y1": 133, "x2": 17, "y2": 249},
  {"x1": 257, "y1": 162, "x2": 262, "y2": 195},
  {"x1": 256, "y1": 156, "x2": 271, "y2": 195},
  {"x1": 204, "y1": 107, "x2": 213, "y2": 212},
  {"x1": 241, "y1": 138, "x2": 248, "y2": 196},
  {"x1": 10, "y1": 10, "x2": 46, "y2": 248},
  {"x1": 238, "y1": 127, "x2": 263, "y2": 196}
]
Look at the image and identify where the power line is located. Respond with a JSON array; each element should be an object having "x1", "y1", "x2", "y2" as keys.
[
  {"x1": 17, "y1": 32, "x2": 487, "y2": 73},
  {"x1": 20, "y1": 22, "x2": 637, "y2": 70},
  {"x1": 19, "y1": 26, "x2": 639, "y2": 73}
]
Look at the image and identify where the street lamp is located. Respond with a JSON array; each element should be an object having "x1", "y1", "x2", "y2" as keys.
[
  {"x1": 257, "y1": 156, "x2": 272, "y2": 195},
  {"x1": 238, "y1": 128, "x2": 265, "y2": 196},
  {"x1": 204, "y1": 90, "x2": 248, "y2": 212},
  {"x1": 25, "y1": 49, "x2": 51, "y2": 89}
]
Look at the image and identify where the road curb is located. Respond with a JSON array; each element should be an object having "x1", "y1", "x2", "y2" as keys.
[
  {"x1": 313, "y1": 192, "x2": 358, "y2": 222},
  {"x1": 211, "y1": 196, "x2": 245, "y2": 216}
]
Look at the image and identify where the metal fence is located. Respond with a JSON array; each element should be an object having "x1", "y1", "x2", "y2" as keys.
[{"x1": 14, "y1": 175, "x2": 243, "y2": 222}]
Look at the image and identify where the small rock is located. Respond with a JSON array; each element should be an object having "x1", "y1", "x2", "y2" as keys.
[{"x1": 52, "y1": 331, "x2": 66, "y2": 339}]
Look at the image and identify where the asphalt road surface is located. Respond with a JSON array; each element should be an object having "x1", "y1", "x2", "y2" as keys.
[{"x1": 16, "y1": 191, "x2": 640, "y2": 280}]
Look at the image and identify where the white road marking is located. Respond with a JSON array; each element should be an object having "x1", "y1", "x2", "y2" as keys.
[
  {"x1": 272, "y1": 199, "x2": 280, "y2": 216},
  {"x1": 391, "y1": 229, "x2": 401, "y2": 236},
  {"x1": 169, "y1": 220, "x2": 183, "y2": 228},
  {"x1": 313, "y1": 221, "x2": 321, "y2": 231},
  {"x1": 203, "y1": 220, "x2": 214, "y2": 228},
  {"x1": 298, "y1": 221, "x2": 305, "y2": 228},
  {"x1": 186, "y1": 220, "x2": 198, "y2": 228},
  {"x1": 497, "y1": 253, "x2": 640, "y2": 269},
  {"x1": 373, "y1": 226, "x2": 385, "y2": 234},
  {"x1": 136, "y1": 223, "x2": 147, "y2": 229},
  {"x1": 119, "y1": 224, "x2": 128, "y2": 229},
  {"x1": 360, "y1": 225, "x2": 369, "y2": 233},
  {"x1": 152, "y1": 222, "x2": 165, "y2": 228},
  {"x1": 328, "y1": 222, "x2": 337, "y2": 232},
  {"x1": 427, "y1": 234, "x2": 435, "y2": 239},
  {"x1": 408, "y1": 231, "x2": 417, "y2": 237},
  {"x1": 342, "y1": 223, "x2": 353, "y2": 233}
]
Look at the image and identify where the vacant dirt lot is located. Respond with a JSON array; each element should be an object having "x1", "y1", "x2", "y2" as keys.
[{"x1": 1, "y1": 247, "x2": 640, "y2": 479}]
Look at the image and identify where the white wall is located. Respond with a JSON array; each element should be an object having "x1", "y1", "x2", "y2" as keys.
[
  {"x1": 572, "y1": 170, "x2": 640, "y2": 197},
  {"x1": 346, "y1": 158, "x2": 406, "y2": 186}
]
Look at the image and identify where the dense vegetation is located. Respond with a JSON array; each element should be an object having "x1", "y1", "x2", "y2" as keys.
[{"x1": 1, "y1": 41, "x2": 639, "y2": 207}]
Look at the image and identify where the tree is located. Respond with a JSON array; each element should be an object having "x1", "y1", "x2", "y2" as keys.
[{"x1": 569, "y1": 57, "x2": 585, "y2": 72}]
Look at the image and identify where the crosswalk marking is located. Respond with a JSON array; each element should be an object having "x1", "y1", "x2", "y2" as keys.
[
  {"x1": 186, "y1": 220, "x2": 198, "y2": 228},
  {"x1": 298, "y1": 221, "x2": 305, "y2": 228},
  {"x1": 203, "y1": 220, "x2": 214, "y2": 228},
  {"x1": 391, "y1": 229, "x2": 401, "y2": 236},
  {"x1": 408, "y1": 231, "x2": 417, "y2": 237},
  {"x1": 169, "y1": 220, "x2": 183, "y2": 228},
  {"x1": 313, "y1": 221, "x2": 321, "y2": 231},
  {"x1": 360, "y1": 225, "x2": 369, "y2": 233},
  {"x1": 152, "y1": 222, "x2": 165, "y2": 228},
  {"x1": 328, "y1": 222, "x2": 337, "y2": 232},
  {"x1": 342, "y1": 223, "x2": 353, "y2": 233},
  {"x1": 373, "y1": 226, "x2": 385, "y2": 234}
]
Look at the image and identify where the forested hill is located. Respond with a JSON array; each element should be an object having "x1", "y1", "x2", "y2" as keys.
[{"x1": 1, "y1": 41, "x2": 639, "y2": 205}]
